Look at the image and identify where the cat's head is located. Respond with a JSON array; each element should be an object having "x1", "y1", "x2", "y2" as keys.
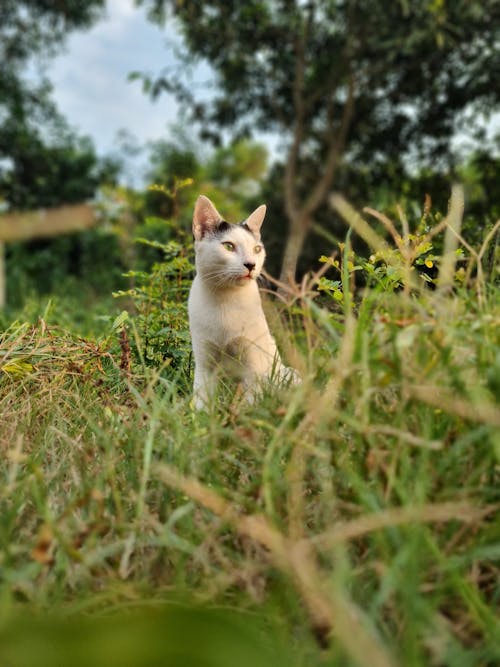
[{"x1": 192, "y1": 195, "x2": 267, "y2": 289}]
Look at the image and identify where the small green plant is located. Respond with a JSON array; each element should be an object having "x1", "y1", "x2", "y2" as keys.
[
  {"x1": 323, "y1": 189, "x2": 494, "y2": 302},
  {"x1": 113, "y1": 181, "x2": 195, "y2": 389}
]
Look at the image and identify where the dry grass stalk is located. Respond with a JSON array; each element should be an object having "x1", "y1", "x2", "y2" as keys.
[
  {"x1": 406, "y1": 385, "x2": 500, "y2": 427},
  {"x1": 330, "y1": 193, "x2": 386, "y2": 252},
  {"x1": 436, "y1": 184, "x2": 464, "y2": 292},
  {"x1": 155, "y1": 464, "x2": 290, "y2": 565},
  {"x1": 477, "y1": 218, "x2": 500, "y2": 266},
  {"x1": 447, "y1": 217, "x2": 500, "y2": 307},
  {"x1": 310, "y1": 502, "x2": 495, "y2": 550},
  {"x1": 353, "y1": 423, "x2": 443, "y2": 450},
  {"x1": 362, "y1": 207, "x2": 402, "y2": 248}
]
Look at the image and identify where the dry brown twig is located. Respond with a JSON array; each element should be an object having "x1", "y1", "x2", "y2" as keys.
[{"x1": 310, "y1": 502, "x2": 496, "y2": 550}]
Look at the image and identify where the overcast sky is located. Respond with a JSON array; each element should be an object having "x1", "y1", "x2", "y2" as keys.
[{"x1": 48, "y1": 0, "x2": 192, "y2": 184}]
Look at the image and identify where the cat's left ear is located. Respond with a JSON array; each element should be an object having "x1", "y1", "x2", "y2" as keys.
[
  {"x1": 193, "y1": 195, "x2": 222, "y2": 240},
  {"x1": 245, "y1": 205, "x2": 266, "y2": 236}
]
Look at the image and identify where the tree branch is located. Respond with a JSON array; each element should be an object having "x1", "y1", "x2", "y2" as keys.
[
  {"x1": 303, "y1": 73, "x2": 355, "y2": 218},
  {"x1": 284, "y1": 26, "x2": 306, "y2": 224}
]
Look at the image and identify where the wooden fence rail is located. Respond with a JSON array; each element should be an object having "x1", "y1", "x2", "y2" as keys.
[{"x1": 0, "y1": 203, "x2": 97, "y2": 308}]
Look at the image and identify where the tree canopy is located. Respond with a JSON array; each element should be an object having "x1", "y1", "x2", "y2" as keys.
[
  {"x1": 138, "y1": 0, "x2": 500, "y2": 282},
  {"x1": 0, "y1": 0, "x2": 107, "y2": 210},
  {"x1": 0, "y1": 0, "x2": 104, "y2": 122},
  {"x1": 145, "y1": 136, "x2": 268, "y2": 222}
]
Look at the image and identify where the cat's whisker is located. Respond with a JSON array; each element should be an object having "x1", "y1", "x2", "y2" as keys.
[
  {"x1": 203, "y1": 268, "x2": 256, "y2": 288},
  {"x1": 203, "y1": 270, "x2": 233, "y2": 284}
]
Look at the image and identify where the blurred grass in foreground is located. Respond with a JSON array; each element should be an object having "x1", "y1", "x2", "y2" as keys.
[{"x1": 0, "y1": 605, "x2": 292, "y2": 667}]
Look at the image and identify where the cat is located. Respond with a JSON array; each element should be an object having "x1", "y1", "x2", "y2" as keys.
[{"x1": 188, "y1": 195, "x2": 298, "y2": 409}]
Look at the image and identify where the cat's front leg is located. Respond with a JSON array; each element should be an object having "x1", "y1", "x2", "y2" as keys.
[{"x1": 193, "y1": 365, "x2": 217, "y2": 410}]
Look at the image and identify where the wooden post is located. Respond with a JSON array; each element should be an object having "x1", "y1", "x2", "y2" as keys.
[
  {"x1": 0, "y1": 203, "x2": 97, "y2": 308},
  {"x1": 0, "y1": 242, "x2": 5, "y2": 309}
]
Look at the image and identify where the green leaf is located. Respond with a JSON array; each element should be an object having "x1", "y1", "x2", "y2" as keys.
[
  {"x1": 1, "y1": 360, "x2": 34, "y2": 377},
  {"x1": 112, "y1": 311, "x2": 130, "y2": 331}
]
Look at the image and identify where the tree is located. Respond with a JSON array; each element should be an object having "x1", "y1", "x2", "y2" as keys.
[
  {"x1": 0, "y1": 1, "x2": 105, "y2": 126},
  {"x1": 0, "y1": 0, "x2": 106, "y2": 209},
  {"x1": 137, "y1": 0, "x2": 500, "y2": 283},
  {"x1": 144, "y1": 136, "x2": 268, "y2": 222},
  {"x1": 0, "y1": 2, "x2": 126, "y2": 305},
  {"x1": 0, "y1": 121, "x2": 118, "y2": 210}
]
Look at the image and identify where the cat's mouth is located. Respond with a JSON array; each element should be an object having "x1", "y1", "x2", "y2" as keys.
[
  {"x1": 236, "y1": 270, "x2": 254, "y2": 280},
  {"x1": 233, "y1": 269, "x2": 257, "y2": 283}
]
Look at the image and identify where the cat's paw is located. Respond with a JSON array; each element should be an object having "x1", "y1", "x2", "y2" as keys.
[
  {"x1": 285, "y1": 366, "x2": 301, "y2": 385},
  {"x1": 274, "y1": 364, "x2": 301, "y2": 386}
]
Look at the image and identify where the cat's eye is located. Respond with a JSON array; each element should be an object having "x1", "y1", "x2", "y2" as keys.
[
  {"x1": 222, "y1": 241, "x2": 235, "y2": 252},
  {"x1": 254, "y1": 245, "x2": 262, "y2": 254}
]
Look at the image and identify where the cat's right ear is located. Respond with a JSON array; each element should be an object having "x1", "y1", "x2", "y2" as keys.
[{"x1": 193, "y1": 195, "x2": 222, "y2": 240}]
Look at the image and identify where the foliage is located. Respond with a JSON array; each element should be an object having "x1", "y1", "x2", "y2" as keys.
[
  {"x1": 144, "y1": 137, "x2": 269, "y2": 223},
  {"x1": 3, "y1": 137, "x2": 267, "y2": 313},
  {"x1": 114, "y1": 230, "x2": 194, "y2": 388},
  {"x1": 0, "y1": 606, "x2": 292, "y2": 667},
  {"x1": 1, "y1": 194, "x2": 499, "y2": 665},
  {"x1": 318, "y1": 210, "x2": 468, "y2": 297},
  {"x1": 1, "y1": 127, "x2": 119, "y2": 212},
  {"x1": 112, "y1": 182, "x2": 195, "y2": 389},
  {"x1": 0, "y1": 0, "x2": 109, "y2": 209},
  {"x1": 2, "y1": 186, "x2": 138, "y2": 310},
  {"x1": 0, "y1": 1, "x2": 104, "y2": 64},
  {"x1": 5, "y1": 226, "x2": 128, "y2": 307},
  {"x1": 139, "y1": 0, "x2": 500, "y2": 154},
  {"x1": 136, "y1": 0, "x2": 500, "y2": 281},
  {"x1": 0, "y1": 0, "x2": 123, "y2": 314},
  {"x1": 261, "y1": 151, "x2": 500, "y2": 279}
]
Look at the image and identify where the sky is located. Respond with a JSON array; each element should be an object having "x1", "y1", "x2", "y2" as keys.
[{"x1": 48, "y1": 0, "x2": 193, "y2": 185}]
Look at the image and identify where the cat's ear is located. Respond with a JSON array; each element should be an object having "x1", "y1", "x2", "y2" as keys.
[
  {"x1": 245, "y1": 204, "x2": 266, "y2": 236},
  {"x1": 193, "y1": 195, "x2": 222, "y2": 240}
]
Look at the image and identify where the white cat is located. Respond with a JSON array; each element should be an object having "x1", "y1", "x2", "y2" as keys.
[{"x1": 188, "y1": 195, "x2": 298, "y2": 409}]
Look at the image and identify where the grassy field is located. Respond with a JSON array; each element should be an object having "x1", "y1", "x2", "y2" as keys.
[{"x1": 0, "y1": 196, "x2": 499, "y2": 666}]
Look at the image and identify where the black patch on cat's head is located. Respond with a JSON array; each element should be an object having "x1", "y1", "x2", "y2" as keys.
[
  {"x1": 239, "y1": 222, "x2": 259, "y2": 239},
  {"x1": 209, "y1": 220, "x2": 231, "y2": 237},
  {"x1": 206, "y1": 219, "x2": 258, "y2": 239}
]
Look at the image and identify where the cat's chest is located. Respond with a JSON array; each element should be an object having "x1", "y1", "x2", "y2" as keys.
[
  {"x1": 218, "y1": 300, "x2": 264, "y2": 339},
  {"x1": 189, "y1": 280, "x2": 268, "y2": 344}
]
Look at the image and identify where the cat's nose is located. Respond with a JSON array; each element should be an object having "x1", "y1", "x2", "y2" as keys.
[{"x1": 244, "y1": 262, "x2": 256, "y2": 272}]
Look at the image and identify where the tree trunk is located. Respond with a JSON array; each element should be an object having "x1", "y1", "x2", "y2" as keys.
[
  {"x1": 279, "y1": 215, "x2": 310, "y2": 289},
  {"x1": 278, "y1": 73, "x2": 355, "y2": 289}
]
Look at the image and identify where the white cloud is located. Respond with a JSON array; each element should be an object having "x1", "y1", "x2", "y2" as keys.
[
  {"x1": 107, "y1": 0, "x2": 137, "y2": 21},
  {"x1": 49, "y1": 0, "x2": 180, "y2": 162}
]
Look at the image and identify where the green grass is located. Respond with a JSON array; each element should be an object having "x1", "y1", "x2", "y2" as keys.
[{"x1": 0, "y1": 202, "x2": 499, "y2": 666}]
